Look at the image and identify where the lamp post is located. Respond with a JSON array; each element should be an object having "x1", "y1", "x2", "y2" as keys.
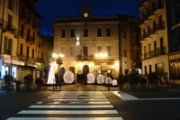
[{"x1": 52, "y1": 53, "x2": 64, "y2": 91}]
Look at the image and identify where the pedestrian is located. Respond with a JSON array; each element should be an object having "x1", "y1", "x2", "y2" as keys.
[
  {"x1": 83, "y1": 73, "x2": 87, "y2": 85},
  {"x1": 55, "y1": 73, "x2": 61, "y2": 90},
  {"x1": 77, "y1": 73, "x2": 81, "y2": 85},
  {"x1": 118, "y1": 74, "x2": 124, "y2": 90},
  {"x1": 80, "y1": 73, "x2": 84, "y2": 85}
]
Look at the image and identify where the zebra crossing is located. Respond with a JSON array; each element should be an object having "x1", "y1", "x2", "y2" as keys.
[{"x1": 7, "y1": 91, "x2": 123, "y2": 120}]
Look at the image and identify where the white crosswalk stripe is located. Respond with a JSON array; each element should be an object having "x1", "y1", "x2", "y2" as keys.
[
  {"x1": 29, "y1": 105, "x2": 114, "y2": 108},
  {"x1": 7, "y1": 117, "x2": 123, "y2": 120},
  {"x1": 111, "y1": 91, "x2": 180, "y2": 101},
  {"x1": 18, "y1": 110, "x2": 118, "y2": 114},
  {"x1": 7, "y1": 91, "x2": 123, "y2": 120}
]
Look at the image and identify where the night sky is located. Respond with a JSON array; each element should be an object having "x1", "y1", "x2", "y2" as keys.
[{"x1": 35, "y1": 0, "x2": 140, "y2": 36}]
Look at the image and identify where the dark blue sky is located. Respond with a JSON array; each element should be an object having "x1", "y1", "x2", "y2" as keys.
[{"x1": 35, "y1": 0, "x2": 140, "y2": 36}]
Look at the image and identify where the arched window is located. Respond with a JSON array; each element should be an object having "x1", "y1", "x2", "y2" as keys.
[{"x1": 69, "y1": 67, "x2": 75, "y2": 75}]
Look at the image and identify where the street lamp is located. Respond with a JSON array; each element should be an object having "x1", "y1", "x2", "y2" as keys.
[
  {"x1": 95, "y1": 53, "x2": 107, "y2": 74},
  {"x1": 76, "y1": 37, "x2": 80, "y2": 46}
]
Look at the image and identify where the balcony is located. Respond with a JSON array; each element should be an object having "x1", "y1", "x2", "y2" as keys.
[
  {"x1": 143, "y1": 47, "x2": 166, "y2": 59},
  {"x1": 148, "y1": 28, "x2": 155, "y2": 36},
  {"x1": 7, "y1": 25, "x2": 19, "y2": 35},
  {"x1": 19, "y1": 13, "x2": 29, "y2": 24},
  {"x1": 154, "y1": 46, "x2": 167, "y2": 56},
  {"x1": 33, "y1": 23, "x2": 39, "y2": 29},
  {"x1": 141, "y1": 14, "x2": 150, "y2": 24},
  {"x1": 76, "y1": 54, "x2": 94, "y2": 61},
  {"x1": 134, "y1": 43, "x2": 141, "y2": 49},
  {"x1": 140, "y1": 1, "x2": 163, "y2": 25},
  {"x1": 152, "y1": 1, "x2": 163, "y2": 14},
  {"x1": 0, "y1": 19, "x2": 19, "y2": 38},
  {"x1": 140, "y1": 32, "x2": 149, "y2": 40},
  {"x1": 144, "y1": 1, "x2": 163, "y2": 19},
  {"x1": 133, "y1": 59, "x2": 142, "y2": 67},
  {"x1": 36, "y1": 57, "x2": 44, "y2": 63},
  {"x1": 17, "y1": 54, "x2": 26, "y2": 61},
  {"x1": 141, "y1": 22, "x2": 165, "y2": 41},
  {"x1": 154, "y1": 21, "x2": 165, "y2": 33},
  {"x1": 26, "y1": 35, "x2": 34, "y2": 45},
  {"x1": 139, "y1": 0, "x2": 150, "y2": 10}
]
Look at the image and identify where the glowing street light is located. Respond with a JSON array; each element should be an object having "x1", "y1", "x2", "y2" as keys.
[
  {"x1": 52, "y1": 53, "x2": 64, "y2": 65},
  {"x1": 76, "y1": 37, "x2": 80, "y2": 46},
  {"x1": 95, "y1": 53, "x2": 108, "y2": 58}
]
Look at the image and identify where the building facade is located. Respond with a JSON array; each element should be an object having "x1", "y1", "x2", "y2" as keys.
[
  {"x1": 139, "y1": 0, "x2": 180, "y2": 84},
  {"x1": 0, "y1": 0, "x2": 20, "y2": 79},
  {"x1": 53, "y1": 5, "x2": 141, "y2": 79},
  {"x1": 0, "y1": 0, "x2": 52, "y2": 83},
  {"x1": 139, "y1": 0, "x2": 169, "y2": 76},
  {"x1": 167, "y1": 0, "x2": 180, "y2": 84}
]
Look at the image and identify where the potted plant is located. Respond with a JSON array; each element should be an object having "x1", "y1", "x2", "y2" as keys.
[
  {"x1": 161, "y1": 72, "x2": 169, "y2": 85},
  {"x1": 117, "y1": 74, "x2": 125, "y2": 90},
  {"x1": 139, "y1": 75, "x2": 147, "y2": 89},
  {"x1": 24, "y1": 74, "x2": 33, "y2": 90},
  {"x1": 147, "y1": 72, "x2": 158, "y2": 89},
  {"x1": 128, "y1": 73, "x2": 139, "y2": 89},
  {"x1": 3, "y1": 74, "x2": 14, "y2": 90},
  {"x1": 35, "y1": 77, "x2": 43, "y2": 90},
  {"x1": 14, "y1": 80, "x2": 22, "y2": 90}
]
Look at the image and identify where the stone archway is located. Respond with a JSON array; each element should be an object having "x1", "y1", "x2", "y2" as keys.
[
  {"x1": 83, "y1": 65, "x2": 89, "y2": 75},
  {"x1": 69, "y1": 67, "x2": 75, "y2": 75}
]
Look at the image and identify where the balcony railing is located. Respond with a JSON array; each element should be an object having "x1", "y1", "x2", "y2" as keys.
[
  {"x1": 33, "y1": 23, "x2": 39, "y2": 29},
  {"x1": 19, "y1": 13, "x2": 29, "y2": 23},
  {"x1": 152, "y1": 0, "x2": 163, "y2": 13},
  {"x1": 139, "y1": 0, "x2": 150, "y2": 8},
  {"x1": 140, "y1": 0, "x2": 163, "y2": 24},
  {"x1": 154, "y1": 46, "x2": 166, "y2": 56},
  {"x1": 141, "y1": 32, "x2": 149, "y2": 40},
  {"x1": 36, "y1": 57, "x2": 44, "y2": 63},
  {"x1": 17, "y1": 54, "x2": 26, "y2": 61},
  {"x1": 154, "y1": 21, "x2": 165, "y2": 32},
  {"x1": 76, "y1": 55, "x2": 94, "y2": 61},
  {"x1": 26, "y1": 35, "x2": 34, "y2": 44},
  {"x1": 0, "y1": 18, "x2": 19, "y2": 35},
  {"x1": 20, "y1": 13, "x2": 28, "y2": 20},
  {"x1": 133, "y1": 58, "x2": 142, "y2": 67},
  {"x1": 143, "y1": 46, "x2": 166, "y2": 59},
  {"x1": 141, "y1": 22, "x2": 165, "y2": 40}
]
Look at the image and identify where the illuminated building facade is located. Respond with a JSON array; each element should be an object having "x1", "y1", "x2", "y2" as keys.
[
  {"x1": 0, "y1": 0, "x2": 52, "y2": 82},
  {"x1": 53, "y1": 5, "x2": 141, "y2": 78},
  {"x1": 0, "y1": 0, "x2": 20, "y2": 79},
  {"x1": 139, "y1": 0, "x2": 180, "y2": 84}
]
